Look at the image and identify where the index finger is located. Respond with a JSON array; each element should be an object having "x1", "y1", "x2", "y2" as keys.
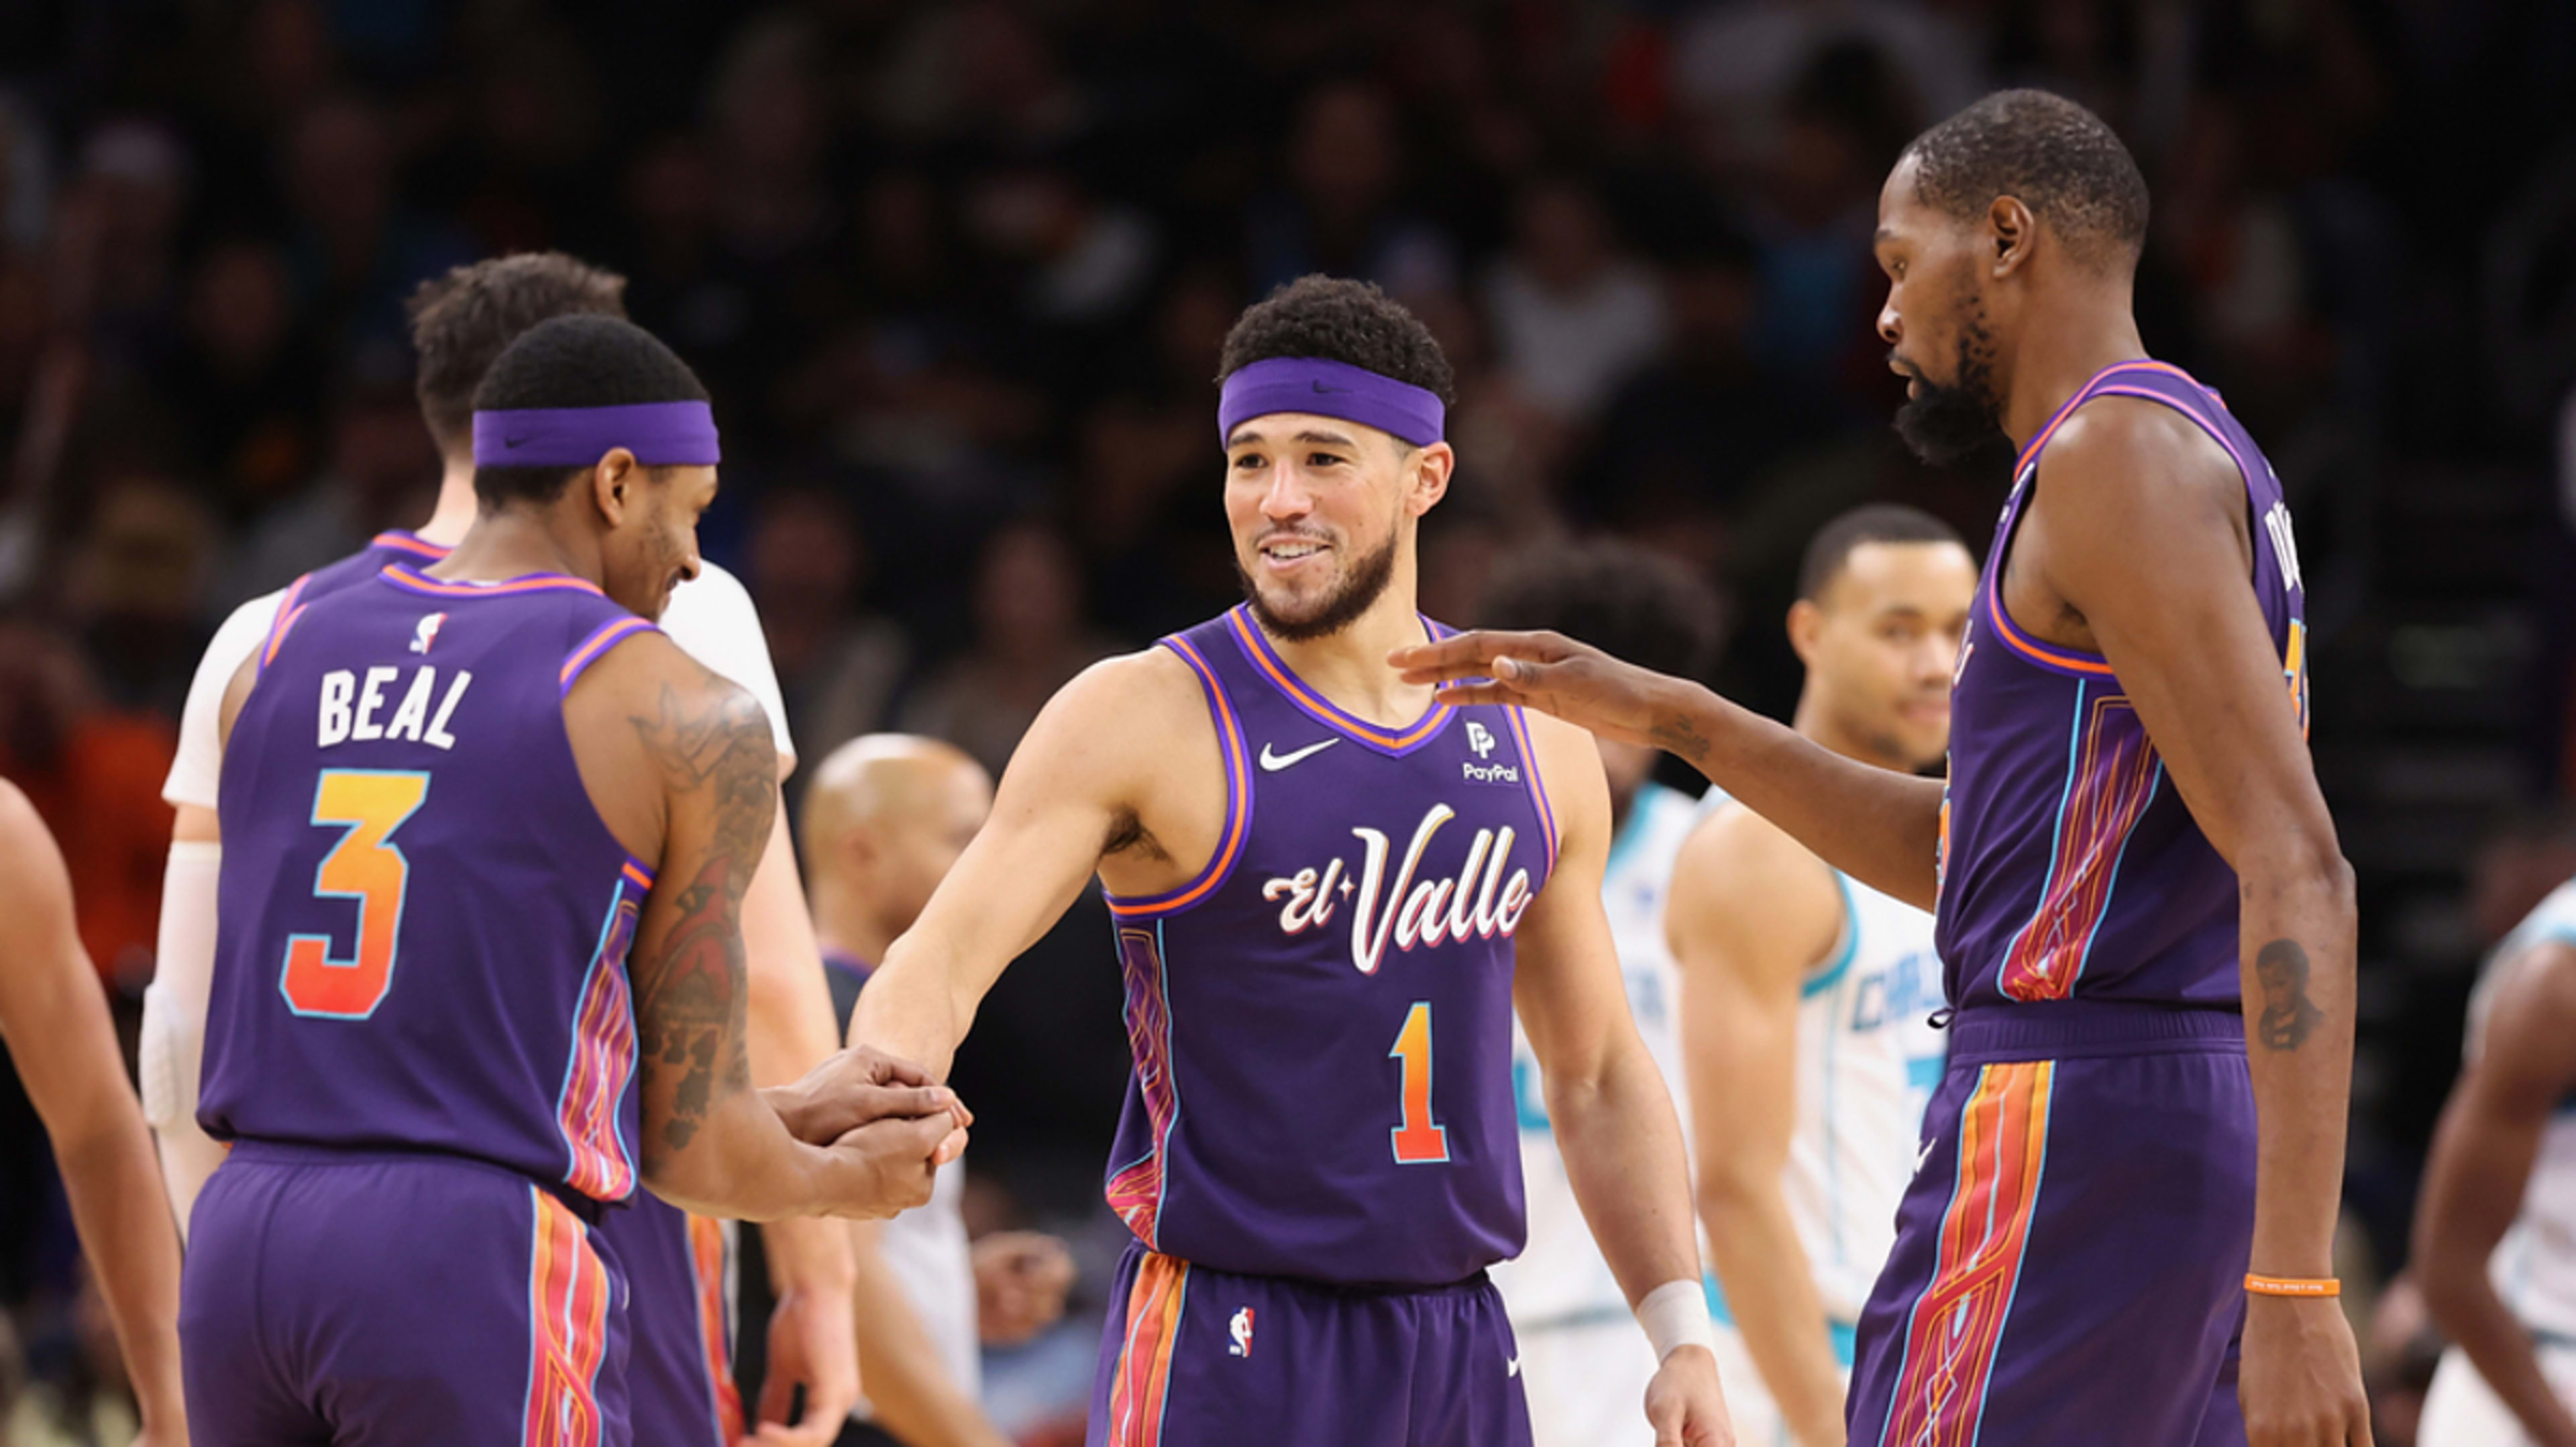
[
  {"x1": 857, "y1": 1047, "x2": 936, "y2": 1088},
  {"x1": 1387, "y1": 629, "x2": 1532, "y2": 685}
]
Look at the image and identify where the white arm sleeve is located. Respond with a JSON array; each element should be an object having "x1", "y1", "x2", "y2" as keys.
[
  {"x1": 166, "y1": 590, "x2": 286, "y2": 809},
  {"x1": 143, "y1": 841, "x2": 230, "y2": 1238},
  {"x1": 657, "y1": 560, "x2": 796, "y2": 773}
]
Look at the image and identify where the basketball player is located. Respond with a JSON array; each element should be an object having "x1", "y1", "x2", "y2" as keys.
[
  {"x1": 144, "y1": 254, "x2": 864, "y2": 1445},
  {"x1": 1668, "y1": 506, "x2": 1970, "y2": 1447},
  {"x1": 802, "y1": 733, "x2": 1077, "y2": 1447},
  {"x1": 0, "y1": 780, "x2": 186, "y2": 1444},
  {"x1": 1473, "y1": 541, "x2": 1725, "y2": 1447},
  {"x1": 851, "y1": 276, "x2": 1733, "y2": 1446},
  {"x1": 180, "y1": 315, "x2": 961, "y2": 1447},
  {"x1": 2414, "y1": 875, "x2": 2576, "y2": 1446},
  {"x1": 1395, "y1": 90, "x2": 2369, "y2": 1444}
]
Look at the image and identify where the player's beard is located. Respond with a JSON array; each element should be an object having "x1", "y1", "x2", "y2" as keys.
[
  {"x1": 1235, "y1": 524, "x2": 1400, "y2": 643},
  {"x1": 1893, "y1": 303, "x2": 2007, "y2": 467}
]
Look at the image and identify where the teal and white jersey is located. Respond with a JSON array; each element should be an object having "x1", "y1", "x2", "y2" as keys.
[
  {"x1": 1495, "y1": 780, "x2": 1705, "y2": 1329},
  {"x1": 1782, "y1": 844, "x2": 1947, "y2": 1322},
  {"x1": 2469, "y1": 877, "x2": 2576, "y2": 1342}
]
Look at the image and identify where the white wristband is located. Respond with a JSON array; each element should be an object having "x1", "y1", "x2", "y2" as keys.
[{"x1": 1638, "y1": 1279, "x2": 1718, "y2": 1362}]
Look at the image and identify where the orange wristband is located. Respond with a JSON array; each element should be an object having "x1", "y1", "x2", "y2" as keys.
[{"x1": 2245, "y1": 1273, "x2": 2340, "y2": 1298}]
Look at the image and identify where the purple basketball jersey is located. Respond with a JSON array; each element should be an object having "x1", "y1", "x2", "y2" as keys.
[
  {"x1": 290, "y1": 529, "x2": 453, "y2": 602},
  {"x1": 1099, "y1": 607, "x2": 1558, "y2": 1287},
  {"x1": 202, "y1": 563, "x2": 662, "y2": 1203},
  {"x1": 1937, "y1": 360, "x2": 2309, "y2": 1010}
]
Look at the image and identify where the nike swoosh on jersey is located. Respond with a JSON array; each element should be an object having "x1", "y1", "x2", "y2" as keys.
[
  {"x1": 1506, "y1": 1356, "x2": 1521, "y2": 1377},
  {"x1": 1258, "y1": 739, "x2": 1338, "y2": 771}
]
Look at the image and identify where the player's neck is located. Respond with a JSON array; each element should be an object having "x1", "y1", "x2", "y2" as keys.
[
  {"x1": 1998, "y1": 288, "x2": 2149, "y2": 453},
  {"x1": 1258, "y1": 584, "x2": 1436, "y2": 729},
  {"x1": 417, "y1": 456, "x2": 480, "y2": 547},
  {"x1": 1793, "y1": 688, "x2": 1914, "y2": 774},
  {"x1": 432, "y1": 508, "x2": 602, "y2": 588}
]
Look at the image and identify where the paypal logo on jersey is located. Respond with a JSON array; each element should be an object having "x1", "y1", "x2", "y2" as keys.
[
  {"x1": 1466, "y1": 721, "x2": 1495, "y2": 757},
  {"x1": 1259, "y1": 802, "x2": 1535, "y2": 973}
]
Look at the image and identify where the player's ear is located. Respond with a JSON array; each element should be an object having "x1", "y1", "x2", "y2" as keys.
[
  {"x1": 1787, "y1": 597, "x2": 1824, "y2": 665},
  {"x1": 1405, "y1": 440, "x2": 1454, "y2": 518},
  {"x1": 590, "y1": 447, "x2": 641, "y2": 525},
  {"x1": 1988, "y1": 195, "x2": 2034, "y2": 278}
]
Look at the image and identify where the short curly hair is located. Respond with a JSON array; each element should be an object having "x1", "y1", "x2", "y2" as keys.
[
  {"x1": 1903, "y1": 89, "x2": 2149, "y2": 271},
  {"x1": 1216, "y1": 274, "x2": 1456, "y2": 407},
  {"x1": 1476, "y1": 539, "x2": 1723, "y2": 682},
  {"x1": 470, "y1": 315, "x2": 710, "y2": 508},
  {"x1": 407, "y1": 252, "x2": 629, "y2": 450}
]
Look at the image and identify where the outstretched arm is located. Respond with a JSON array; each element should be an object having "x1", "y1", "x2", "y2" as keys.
[
  {"x1": 1511, "y1": 714, "x2": 1732, "y2": 1446},
  {"x1": 853, "y1": 652, "x2": 1183, "y2": 1079},
  {"x1": 1389, "y1": 638, "x2": 1942, "y2": 910},
  {"x1": 0, "y1": 782, "x2": 187, "y2": 1444},
  {"x1": 1668, "y1": 809, "x2": 1849, "y2": 1447},
  {"x1": 2413, "y1": 941, "x2": 2576, "y2": 1447},
  {"x1": 2036, "y1": 403, "x2": 2365, "y2": 1446}
]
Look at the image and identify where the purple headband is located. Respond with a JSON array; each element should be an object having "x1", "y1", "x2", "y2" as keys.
[
  {"x1": 471, "y1": 401, "x2": 722, "y2": 468},
  {"x1": 1218, "y1": 357, "x2": 1444, "y2": 448}
]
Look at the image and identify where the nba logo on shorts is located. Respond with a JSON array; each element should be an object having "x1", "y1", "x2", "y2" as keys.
[
  {"x1": 1465, "y1": 722, "x2": 1495, "y2": 758},
  {"x1": 411, "y1": 612, "x2": 447, "y2": 654},
  {"x1": 1229, "y1": 1307, "x2": 1255, "y2": 1358}
]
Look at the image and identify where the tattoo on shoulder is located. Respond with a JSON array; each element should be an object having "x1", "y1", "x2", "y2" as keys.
[
  {"x1": 629, "y1": 682, "x2": 777, "y2": 1151},
  {"x1": 2253, "y1": 939, "x2": 2325, "y2": 1051}
]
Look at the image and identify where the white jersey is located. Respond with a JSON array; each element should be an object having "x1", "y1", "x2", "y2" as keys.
[
  {"x1": 2467, "y1": 878, "x2": 2576, "y2": 1342},
  {"x1": 1493, "y1": 780, "x2": 1703, "y2": 1328},
  {"x1": 863, "y1": 1159, "x2": 982, "y2": 1413},
  {"x1": 160, "y1": 559, "x2": 790, "y2": 811},
  {"x1": 1775, "y1": 851, "x2": 1947, "y2": 1322},
  {"x1": 142, "y1": 555, "x2": 791, "y2": 1226}
]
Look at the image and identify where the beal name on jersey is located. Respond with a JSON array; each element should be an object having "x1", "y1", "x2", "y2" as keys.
[
  {"x1": 314, "y1": 665, "x2": 474, "y2": 751},
  {"x1": 1258, "y1": 801, "x2": 1537, "y2": 973}
]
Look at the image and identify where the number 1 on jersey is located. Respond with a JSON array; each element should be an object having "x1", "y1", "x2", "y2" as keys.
[
  {"x1": 1389, "y1": 1000, "x2": 1450, "y2": 1163},
  {"x1": 280, "y1": 769, "x2": 429, "y2": 1019}
]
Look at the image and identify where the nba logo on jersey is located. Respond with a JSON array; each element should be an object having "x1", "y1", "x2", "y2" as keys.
[
  {"x1": 410, "y1": 612, "x2": 446, "y2": 654},
  {"x1": 1465, "y1": 721, "x2": 1495, "y2": 757},
  {"x1": 1229, "y1": 1307, "x2": 1255, "y2": 1358}
]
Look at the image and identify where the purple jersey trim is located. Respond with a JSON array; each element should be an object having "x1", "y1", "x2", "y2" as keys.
[
  {"x1": 258, "y1": 573, "x2": 314, "y2": 676},
  {"x1": 1990, "y1": 368, "x2": 2266, "y2": 680},
  {"x1": 1499, "y1": 706, "x2": 1560, "y2": 877},
  {"x1": 380, "y1": 564, "x2": 607, "y2": 600},
  {"x1": 1104, "y1": 637, "x2": 1254, "y2": 918},
  {"x1": 1222, "y1": 607, "x2": 1455, "y2": 757},
  {"x1": 370, "y1": 530, "x2": 452, "y2": 561},
  {"x1": 557, "y1": 617, "x2": 659, "y2": 698}
]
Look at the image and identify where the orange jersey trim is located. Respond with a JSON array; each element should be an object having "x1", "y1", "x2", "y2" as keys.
[
  {"x1": 1106, "y1": 1252, "x2": 1191, "y2": 1447},
  {"x1": 1881, "y1": 1061, "x2": 2055, "y2": 1446},
  {"x1": 521, "y1": 1188, "x2": 612, "y2": 1447},
  {"x1": 1225, "y1": 608, "x2": 1452, "y2": 752},
  {"x1": 1105, "y1": 637, "x2": 1251, "y2": 918}
]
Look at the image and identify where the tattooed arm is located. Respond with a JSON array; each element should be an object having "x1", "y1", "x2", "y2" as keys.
[
  {"x1": 570, "y1": 634, "x2": 958, "y2": 1221},
  {"x1": 2032, "y1": 403, "x2": 2365, "y2": 1446}
]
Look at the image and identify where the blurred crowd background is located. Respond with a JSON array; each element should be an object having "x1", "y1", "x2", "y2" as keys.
[{"x1": 2, "y1": 0, "x2": 2573, "y2": 1440}]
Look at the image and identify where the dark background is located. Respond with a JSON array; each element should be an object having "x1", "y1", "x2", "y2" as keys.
[{"x1": 3, "y1": 0, "x2": 2573, "y2": 1439}]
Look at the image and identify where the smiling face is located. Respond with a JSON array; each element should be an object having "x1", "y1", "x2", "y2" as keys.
[
  {"x1": 1874, "y1": 152, "x2": 2012, "y2": 466},
  {"x1": 596, "y1": 458, "x2": 714, "y2": 620},
  {"x1": 1223, "y1": 411, "x2": 1449, "y2": 642}
]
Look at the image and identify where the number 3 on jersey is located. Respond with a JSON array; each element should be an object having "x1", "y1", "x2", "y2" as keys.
[
  {"x1": 1389, "y1": 1000, "x2": 1450, "y2": 1163},
  {"x1": 280, "y1": 769, "x2": 429, "y2": 1019}
]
